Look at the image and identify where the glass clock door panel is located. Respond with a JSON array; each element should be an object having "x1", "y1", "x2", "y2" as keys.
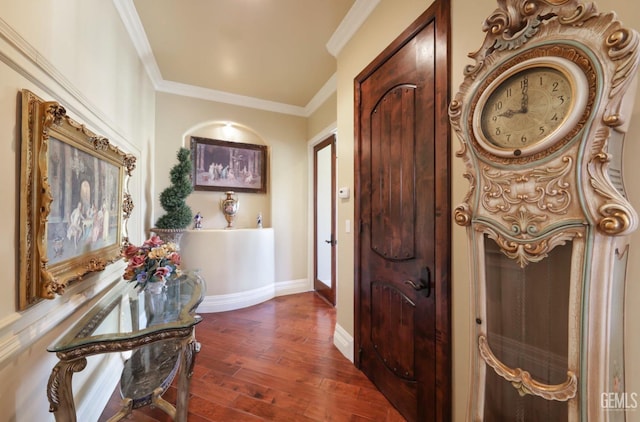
[
  {"x1": 483, "y1": 236, "x2": 572, "y2": 420},
  {"x1": 484, "y1": 368, "x2": 568, "y2": 420}
]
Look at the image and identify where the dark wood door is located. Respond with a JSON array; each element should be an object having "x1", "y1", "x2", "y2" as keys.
[{"x1": 354, "y1": 2, "x2": 450, "y2": 421}]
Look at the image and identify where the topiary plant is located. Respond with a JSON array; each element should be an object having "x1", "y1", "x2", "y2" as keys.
[{"x1": 155, "y1": 147, "x2": 193, "y2": 229}]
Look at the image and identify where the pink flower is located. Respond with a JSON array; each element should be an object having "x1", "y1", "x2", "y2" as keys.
[
  {"x1": 122, "y1": 244, "x2": 139, "y2": 259},
  {"x1": 122, "y1": 235, "x2": 182, "y2": 289},
  {"x1": 154, "y1": 266, "x2": 172, "y2": 279},
  {"x1": 144, "y1": 235, "x2": 164, "y2": 248},
  {"x1": 168, "y1": 252, "x2": 181, "y2": 266},
  {"x1": 129, "y1": 254, "x2": 147, "y2": 268}
]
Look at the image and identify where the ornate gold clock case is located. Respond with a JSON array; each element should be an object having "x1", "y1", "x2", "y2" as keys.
[{"x1": 449, "y1": 1, "x2": 639, "y2": 420}]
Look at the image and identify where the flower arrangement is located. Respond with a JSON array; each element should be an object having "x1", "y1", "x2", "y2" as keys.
[{"x1": 122, "y1": 235, "x2": 181, "y2": 289}]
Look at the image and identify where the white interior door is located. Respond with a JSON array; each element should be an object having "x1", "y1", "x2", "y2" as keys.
[{"x1": 314, "y1": 135, "x2": 335, "y2": 305}]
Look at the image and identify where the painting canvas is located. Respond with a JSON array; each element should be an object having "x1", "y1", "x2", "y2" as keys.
[
  {"x1": 191, "y1": 136, "x2": 267, "y2": 193},
  {"x1": 19, "y1": 90, "x2": 136, "y2": 309},
  {"x1": 46, "y1": 137, "x2": 121, "y2": 265}
]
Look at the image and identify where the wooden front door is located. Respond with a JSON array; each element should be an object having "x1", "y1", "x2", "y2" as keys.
[{"x1": 354, "y1": 2, "x2": 450, "y2": 421}]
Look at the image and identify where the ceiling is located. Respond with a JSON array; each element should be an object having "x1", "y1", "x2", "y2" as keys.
[{"x1": 115, "y1": 0, "x2": 379, "y2": 117}]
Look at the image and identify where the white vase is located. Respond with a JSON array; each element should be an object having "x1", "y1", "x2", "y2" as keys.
[
  {"x1": 145, "y1": 279, "x2": 167, "y2": 320},
  {"x1": 146, "y1": 279, "x2": 166, "y2": 294}
]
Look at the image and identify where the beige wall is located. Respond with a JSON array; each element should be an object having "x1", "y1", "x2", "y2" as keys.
[
  {"x1": 307, "y1": 91, "x2": 338, "y2": 140},
  {"x1": 154, "y1": 92, "x2": 309, "y2": 284},
  {"x1": 1, "y1": 1, "x2": 639, "y2": 421},
  {"x1": 0, "y1": 0, "x2": 155, "y2": 420},
  {"x1": 337, "y1": 0, "x2": 640, "y2": 420}
]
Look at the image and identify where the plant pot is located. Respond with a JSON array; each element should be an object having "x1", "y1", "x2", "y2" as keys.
[{"x1": 150, "y1": 228, "x2": 186, "y2": 248}]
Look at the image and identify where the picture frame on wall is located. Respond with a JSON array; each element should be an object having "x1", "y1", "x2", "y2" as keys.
[
  {"x1": 18, "y1": 90, "x2": 136, "y2": 309},
  {"x1": 190, "y1": 136, "x2": 267, "y2": 194}
]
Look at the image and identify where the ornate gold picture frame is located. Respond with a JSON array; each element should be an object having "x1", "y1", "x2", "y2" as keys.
[{"x1": 19, "y1": 90, "x2": 136, "y2": 309}]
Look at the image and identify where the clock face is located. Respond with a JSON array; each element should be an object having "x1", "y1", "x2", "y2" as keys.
[{"x1": 479, "y1": 66, "x2": 573, "y2": 150}]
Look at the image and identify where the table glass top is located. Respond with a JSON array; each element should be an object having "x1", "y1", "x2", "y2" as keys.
[{"x1": 48, "y1": 270, "x2": 204, "y2": 353}]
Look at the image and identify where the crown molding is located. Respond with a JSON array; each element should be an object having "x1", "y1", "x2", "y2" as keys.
[
  {"x1": 113, "y1": 0, "x2": 163, "y2": 87},
  {"x1": 326, "y1": 0, "x2": 381, "y2": 58},
  {"x1": 114, "y1": 0, "x2": 363, "y2": 117},
  {"x1": 303, "y1": 73, "x2": 337, "y2": 116},
  {"x1": 157, "y1": 79, "x2": 308, "y2": 116}
]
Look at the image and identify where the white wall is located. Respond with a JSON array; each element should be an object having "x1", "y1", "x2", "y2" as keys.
[{"x1": 0, "y1": 1, "x2": 154, "y2": 420}]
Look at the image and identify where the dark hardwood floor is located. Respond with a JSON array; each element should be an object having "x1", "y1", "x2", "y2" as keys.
[{"x1": 99, "y1": 292, "x2": 405, "y2": 421}]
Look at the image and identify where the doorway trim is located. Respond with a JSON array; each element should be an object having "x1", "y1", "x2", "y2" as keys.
[
  {"x1": 313, "y1": 135, "x2": 337, "y2": 305},
  {"x1": 307, "y1": 123, "x2": 338, "y2": 295}
]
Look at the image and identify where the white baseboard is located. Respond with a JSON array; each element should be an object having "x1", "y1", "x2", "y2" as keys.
[
  {"x1": 77, "y1": 353, "x2": 123, "y2": 422},
  {"x1": 275, "y1": 278, "x2": 312, "y2": 296},
  {"x1": 197, "y1": 284, "x2": 276, "y2": 313},
  {"x1": 197, "y1": 279, "x2": 311, "y2": 313},
  {"x1": 333, "y1": 323, "x2": 354, "y2": 362}
]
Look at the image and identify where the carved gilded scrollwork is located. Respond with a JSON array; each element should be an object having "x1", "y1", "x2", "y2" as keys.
[
  {"x1": 55, "y1": 327, "x2": 195, "y2": 362},
  {"x1": 478, "y1": 335, "x2": 578, "y2": 401},
  {"x1": 449, "y1": 98, "x2": 476, "y2": 227},
  {"x1": 480, "y1": 224, "x2": 582, "y2": 267},
  {"x1": 90, "y1": 136, "x2": 110, "y2": 150},
  {"x1": 19, "y1": 90, "x2": 137, "y2": 308},
  {"x1": 603, "y1": 25, "x2": 640, "y2": 127},
  {"x1": 454, "y1": 203, "x2": 473, "y2": 227},
  {"x1": 587, "y1": 128, "x2": 638, "y2": 235},
  {"x1": 122, "y1": 192, "x2": 134, "y2": 219},
  {"x1": 451, "y1": 0, "x2": 639, "y2": 418},
  {"x1": 501, "y1": 206, "x2": 548, "y2": 236},
  {"x1": 47, "y1": 358, "x2": 87, "y2": 414},
  {"x1": 481, "y1": 157, "x2": 573, "y2": 232},
  {"x1": 466, "y1": 0, "x2": 598, "y2": 78},
  {"x1": 123, "y1": 154, "x2": 137, "y2": 176}
]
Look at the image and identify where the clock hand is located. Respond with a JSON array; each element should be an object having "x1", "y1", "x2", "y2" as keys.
[
  {"x1": 520, "y1": 77, "x2": 529, "y2": 113},
  {"x1": 497, "y1": 108, "x2": 525, "y2": 118}
]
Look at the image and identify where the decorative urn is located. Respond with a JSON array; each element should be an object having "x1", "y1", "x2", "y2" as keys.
[{"x1": 220, "y1": 191, "x2": 239, "y2": 228}]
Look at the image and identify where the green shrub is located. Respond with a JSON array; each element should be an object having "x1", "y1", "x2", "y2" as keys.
[{"x1": 155, "y1": 147, "x2": 193, "y2": 229}]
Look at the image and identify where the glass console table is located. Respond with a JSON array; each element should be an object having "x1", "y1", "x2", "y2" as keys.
[{"x1": 47, "y1": 270, "x2": 205, "y2": 422}]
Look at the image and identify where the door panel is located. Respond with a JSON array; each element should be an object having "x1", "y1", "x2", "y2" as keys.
[
  {"x1": 370, "y1": 281, "x2": 416, "y2": 380},
  {"x1": 354, "y1": 2, "x2": 450, "y2": 421},
  {"x1": 370, "y1": 85, "x2": 416, "y2": 260},
  {"x1": 314, "y1": 136, "x2": 336, "y2": 305}
]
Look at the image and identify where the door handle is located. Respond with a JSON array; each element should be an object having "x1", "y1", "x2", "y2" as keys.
[
  {"x1": 404, "y1": 267, "x2": 432, "y2": 297},
  {"x1": 324, "y1": 239, "x2": 336, "y2": 246},
  {"x1": 404, "y1": 279, "x2": 425, "y2": 290}
]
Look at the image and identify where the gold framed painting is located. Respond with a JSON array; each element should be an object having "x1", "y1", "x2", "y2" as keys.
[{"x1": 19, "y1": 90, "x2": 136, "y2": 309}]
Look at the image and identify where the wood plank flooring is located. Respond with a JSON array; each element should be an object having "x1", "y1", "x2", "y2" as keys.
[{"x1": 99, "y1": 292, "x2": 405, "y2": 421}]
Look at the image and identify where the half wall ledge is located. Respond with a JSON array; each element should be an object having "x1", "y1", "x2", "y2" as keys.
[{"x1": 180, "y1": 228, "x2": 275, "y2": 312}]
